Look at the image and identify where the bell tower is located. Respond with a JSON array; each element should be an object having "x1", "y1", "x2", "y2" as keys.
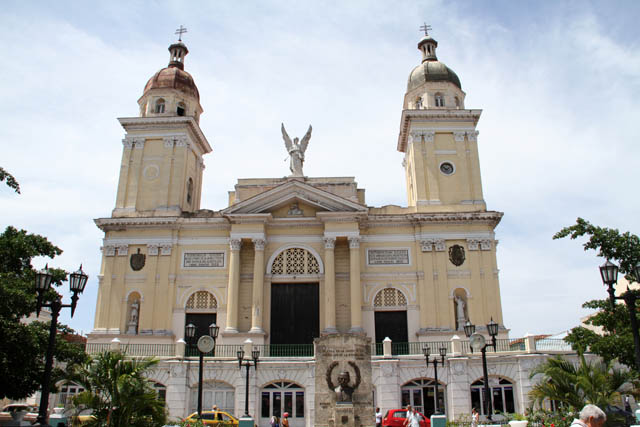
[
  {"x1": 397, "y1": 28, "x2": 485, "y2": 212},
  {"x1": 112, "y1": 31, "x2": 211, "y2": 217}
]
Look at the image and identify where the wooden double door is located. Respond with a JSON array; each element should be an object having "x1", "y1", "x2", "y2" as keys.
[{"x1": 270, "y1": 283, "x2": 319, "y2": 345}]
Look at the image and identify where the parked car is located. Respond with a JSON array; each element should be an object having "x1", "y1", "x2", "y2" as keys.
[
  {"x1": 382, "y1": 408, "x2": 430, "y2": 427},
  {"x1": 0, "y1": 404, "x2": 39, "y2": 423},
  {"x1": 183, "y1": 410, "x2": 239, "y2": 426}
]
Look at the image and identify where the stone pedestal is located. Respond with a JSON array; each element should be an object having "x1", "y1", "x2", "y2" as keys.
[{"x1": 314, "y1": 334, "x2": 374, "y2": 427}]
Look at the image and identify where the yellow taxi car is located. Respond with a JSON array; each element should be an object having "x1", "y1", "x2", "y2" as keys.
[{"x1": 183, "y1": 410, "x2": 239, "y2": 426}]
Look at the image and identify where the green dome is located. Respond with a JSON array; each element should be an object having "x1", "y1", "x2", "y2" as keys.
[{"x1": 407, "y1": 60, "x2": 462, "y2": 91}]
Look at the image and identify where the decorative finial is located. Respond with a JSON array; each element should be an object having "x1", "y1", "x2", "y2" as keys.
[
  {"x1": 419, "y1": 23, "x2": 432, "y2": 36},
  {"x1": 175, "y1": 25, "x2": 188, "y2": 42}
]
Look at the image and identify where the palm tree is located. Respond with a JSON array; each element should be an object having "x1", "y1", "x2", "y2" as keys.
[
  {"x1": 67, "y1": 350, "x2": 167, "y2": 427},
  {"x1": 529, "y1": 353, "x2": 638, "y2": 411}
]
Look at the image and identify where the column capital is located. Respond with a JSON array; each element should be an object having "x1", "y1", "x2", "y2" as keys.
[
  {"x1": 116, "y1": 244, "x2": 128, "y2": 256},
  {"x1": 348, "y1": 236, "x2": 361, "y2": 249},
  {"x1": 147, "y1": 244, "x2": 159, "y2": 256},
  {"x1": 252, "y1": 238, "x2": 266, "y2": 251},
  {"x1": 230, "y1": 238, "x2": 242, "y2": 251},
  {"x1": 467, "y1": 130, "x2": 479, "y2": 141},
  {"x1": 323, "y1": 237, "x2": 336, "y2": 249}
]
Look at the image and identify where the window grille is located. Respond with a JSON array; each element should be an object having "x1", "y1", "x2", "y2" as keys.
[
  {"x1": 271, "y1": 248, "x2": 320, "y2": 275},
  {"x1": 186, "y1": 291, "x2": 217, "y2": 309},
  {"x1": 374, "y1": 288, "x2": 407, "y2": 307}
]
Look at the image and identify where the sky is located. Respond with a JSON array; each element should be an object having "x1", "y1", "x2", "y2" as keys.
[{"x1": 1, "y1": 0, "x2": 639, "y2": 338}]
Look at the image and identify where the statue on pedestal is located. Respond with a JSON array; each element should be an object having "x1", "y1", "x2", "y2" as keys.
[
  {"x1": 326, "y1": 361, "x2": 361, "y2": 403},
  {"x1": 455, "y1": 295, "x2": 466, "y2": 331},
  {"x1": 281, "y1": 123, "x2": 312, "y2": 177},
  {"x1": 127, "y1": 300, "x2": 139, "y2": 334}
]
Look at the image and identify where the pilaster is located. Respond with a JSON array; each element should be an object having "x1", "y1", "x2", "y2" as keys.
[
  {"x1": 322, "y1": 237, "x2": 337, "y2": 333},
  {"x1": 250, "y1": 238, "x2": 266, "y2": 333},
  {"x1": 225, "y1": 239, "x2": 242, "y2": 332},
  {"x1": 348, "y1": 236, "x2": 363, "y2": 333}
]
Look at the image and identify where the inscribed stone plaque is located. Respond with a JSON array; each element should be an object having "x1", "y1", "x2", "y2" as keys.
[
  {"x1": 183, "y1": 252, "x2": 225, "y2": 268},
  {"x1": 367, "y1": 249, "x2": 409, "y2": 265}
]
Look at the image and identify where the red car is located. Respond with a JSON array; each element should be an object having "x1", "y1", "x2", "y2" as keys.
[{"x1": 382, "y1": 409, "x2": 430, "y2": 427}]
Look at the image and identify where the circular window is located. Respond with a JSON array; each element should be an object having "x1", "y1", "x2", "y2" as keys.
[{"x1": 439, "y1": 162, "x2": 455, "y2": 175}]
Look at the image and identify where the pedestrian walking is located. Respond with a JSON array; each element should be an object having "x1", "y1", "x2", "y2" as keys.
[
  {"x1": 375, "y1": 407, "x2": 382, "y2": 427},
  {"x1": 471, "y1": 407, "x2": 479, "y2": 427},
  {"x1": 570, "y1": 404, "x2": 606, "y2": 427}
]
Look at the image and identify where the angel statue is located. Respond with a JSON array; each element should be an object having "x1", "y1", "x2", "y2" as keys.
[
  {"x1": 281, "y1": 123, "x2": 312, "y2": 177},
  {"x1": 326, "y1": 360, "x2": 361, "y2": 403}
]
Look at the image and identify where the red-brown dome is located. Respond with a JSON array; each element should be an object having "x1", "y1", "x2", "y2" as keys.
[{"x1": 143, "y1": 66, "x2": 200, "y2": 100}]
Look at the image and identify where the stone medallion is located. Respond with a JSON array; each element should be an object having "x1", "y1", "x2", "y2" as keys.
[
  {"x1": 449, "y1": 244, "x2": 465, "y2": 266},
  {"x1": 130, "y1": 248, "x2": 146, "y2": 271}
]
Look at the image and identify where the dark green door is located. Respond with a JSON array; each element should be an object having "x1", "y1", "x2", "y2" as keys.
[
  {"x1": 374, "y1": 311, "x2": 408, "y2": 354},
  {"x1": 270, "y1": 283, "x2": 319, "y2": 346},
  {"x1": 185, "y1": 313, "x2": 216, "y2": 355}
]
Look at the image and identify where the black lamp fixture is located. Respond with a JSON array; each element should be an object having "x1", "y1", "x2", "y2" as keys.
[
  {"x1": 238, "y1": 346, "x2": 259, "y2": 418},
  {"x1": 185, "y1": 322, "x2": 219, "y2": 419},
  {"x1": 598, "y1": 260, "x2": 640, "y2": 371},
  {"x1": 464, "y1": 318, "x2": 499, "y2": 421},
  {"x1": 33, "y1": 264, "x2": 88, "y2": 427},
  {"x1": 423, "y1": 345, "x2": 447, "y2": 415}
]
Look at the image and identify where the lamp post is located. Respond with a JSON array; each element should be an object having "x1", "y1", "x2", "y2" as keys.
[
  {"x1": 599, "y1": 260, "x2": 640, "y2": 371},
  {"x1": 464, "y1": 318, "x2": 499, "y2": 421},
  {"x1": 33, "y1": 264, "x2": 88, "y2": 427},
  {"x1": 185, "y1": 322, "x2": 220, "y2": 419},
  {"x1": 423, "y1": 345, "x2": 447, "y2": 415},
  {"x1": 237, "y1": 348, "x2": 260, "y2": 418}
]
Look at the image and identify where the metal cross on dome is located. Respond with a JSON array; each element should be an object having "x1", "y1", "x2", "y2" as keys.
[
  {"x1": 175, "y1": 25, "x2": 188, "y2": 41},
  {"x1": 420, "y1": 23, "x2": 432, "y2": 36}
]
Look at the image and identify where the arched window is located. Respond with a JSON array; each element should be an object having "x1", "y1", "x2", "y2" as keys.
[
  {"x1": 261, "y1": 381, "x2": 304, "y2": 420},
  {"x1": 271, "y1": 248, "x2": 320, "y2": 275},
  {"x1": 152, "y1": 382, "x2": 167, "y2": 406},
  {"x1": 185, "y1": 291, "x2": 217, "y2": 356},
  {"x1": 401, "y1": 378, "x2": 445, "y2": 418},
  {"x1": 190, "y1": 381, "x2": 234, "y2": 415},
  {"x1": 155, "y1": 98, "x2": 165, "y2": 114},
  {"x1": 434, "y1": 93, "x2": 445, "y2": 107},
  {"x1": 186, "y1": 177, "x2": 194, "y2": 205},
  {"x1": 454, "y1": 96, "x2": 460, "y2": 108},
  {"x1": 373, "y1": 288, "x2": 408, "y2": 354},
  {"x1": 470, "y1": 377, "x2": 515, "y2": 416},
  {"x1": 177, "y1": 102, "x2": 186, "y2": 116}
]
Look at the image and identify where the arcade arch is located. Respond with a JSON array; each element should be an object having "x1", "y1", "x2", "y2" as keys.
[{"x1": 401, "y1": 378, "x2": 446, "y2": 418}]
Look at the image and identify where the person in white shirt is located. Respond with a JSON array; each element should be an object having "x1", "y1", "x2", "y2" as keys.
[
  {"x1": 403, "y1": 405, "x2": 421, "y2": 427},
  {"x1": 375, "y1": 407, "x2": 382, "y2": 427}
]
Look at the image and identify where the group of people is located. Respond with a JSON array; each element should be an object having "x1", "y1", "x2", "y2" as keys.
[
  {"x1": 372, "y1": 403, "x2": 608, "y2": 427},
  {"x1": 269, "y1": 411, "x2": 290, "y2": 427}
]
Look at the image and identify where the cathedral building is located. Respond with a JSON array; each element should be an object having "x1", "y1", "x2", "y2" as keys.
[{"x1": 85, "y1": 31, "x2": 569, "y2": 425}]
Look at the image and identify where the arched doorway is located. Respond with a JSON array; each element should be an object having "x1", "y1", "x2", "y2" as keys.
[
  {"x1": 401, "y1": 378, "x2": 446, "y2": 418},
  {"x1": 189, "y1": 380, "x2": 234, "y2": 415},
  {"x1": 470, "y1": 377, "x2": 515, "y2": 416},
  {"x1": 373, "y1": 288, "x2": 408, "y2": 354},
  {"x1": 260, "y1": 381, "x2": 305, "y2": 427},
  {"x1": 185, "y1": 291, "x2": 217, "y2": 356},
  {"x1": 269, "y1": 247, "x2": 320, "y2": 347}
]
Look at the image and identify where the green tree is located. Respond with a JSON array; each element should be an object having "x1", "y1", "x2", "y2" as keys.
[
  {"x1": 69, "y1": 351, "x2": 167, "y2": 427},
  {"x1": 0, "y1": 166, "x2": 20, "y2": 193},
  {"x1": 0, "y1": 226, "x2": 87, "y2": 399},
  {"x1": 529, "y1": 354, "x2": 635, "y2": 410},
  {"x1": 554, "y1": 218, "x2": 640, "y2": 371}
]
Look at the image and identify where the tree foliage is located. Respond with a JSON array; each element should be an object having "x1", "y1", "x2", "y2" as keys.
[
  {"x1": 529, "y1": 354, "x2": 638, "y2": 412},
  {"x1": 68, "y1": 351, "x2": 167, "y2": 427},
  {"x1": 554, "y1": 218, "x2": 640, "y2": 371},
  {"x1": 0, "y1": 226, "x2": 87, "y2": 400},
  {"x1": 0, "y1": 166, "x2": 20, "y2": 193}
]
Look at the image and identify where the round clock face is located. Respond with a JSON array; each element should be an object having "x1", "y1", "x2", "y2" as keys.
[
  {"x1": 440, "y1": 162, "x2": 454, "y2": 175},
  {"x1": 470, "y1": 333, "x2": 486, "y2": 351},
  {"x1": 197, "y1": 335, "x2": 215, "y2": 353}
]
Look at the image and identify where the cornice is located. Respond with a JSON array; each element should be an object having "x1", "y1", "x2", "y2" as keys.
[
  {"x1": 95, "y1": 217, "x2": 180, "y2": 231},
  {"x1": 118, "y1": 116, "x2": 212, "y2": 155},
  {"x1": 397, "y1": 109, "x2": 482, "y2": 152}
]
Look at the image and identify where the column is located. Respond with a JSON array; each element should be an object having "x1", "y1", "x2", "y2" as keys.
[
  {"x1": 250, "y1": 238, "x2": 265, "y2": 333},
  {"x1": 348, "y1": 236, "x2": 363, "y2": 333},
  {"x1": 225, "y1": 238, "x2": 242, "y2": 332},
  {"x1": 323, "y1": 237, "x2": 337, "y2": 333}
]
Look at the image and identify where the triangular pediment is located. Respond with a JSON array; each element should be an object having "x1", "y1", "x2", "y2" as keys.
[{"x1": 222, "y1": 180, "x2": 367, "y2": 215}]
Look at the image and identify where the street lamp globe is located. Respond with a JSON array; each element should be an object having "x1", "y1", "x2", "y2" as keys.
[
  {"x1": 439, "y1": 346, "x2": 447, "y2": 358},
  {"x1": 463, "y1": 321, "x2": 475, "y2": 338},
  {"x1": 209, "y1": 323, "x2": 220, "y2": 339},
  {"x1": 252, "y1": 349, "x2": 260, "y2": 361},
  {"x1": 487, "y1": 318, "x2": 499, "y2": 337},
  {"x1": 185, "y1": 323, "x2": 196, "y2": 340},
  {"x1": 423, "y1": 346, "x2": 430, "y2": 358},
  {"x1": 599, "y1": 260, "x2": 619, "y2": 286},
  {"x1": 69, "y1": 265, "x2": 88, "y2": 293},
  {"x1": 35, "y1": 264, "x2": 53, "y2": 292}
]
